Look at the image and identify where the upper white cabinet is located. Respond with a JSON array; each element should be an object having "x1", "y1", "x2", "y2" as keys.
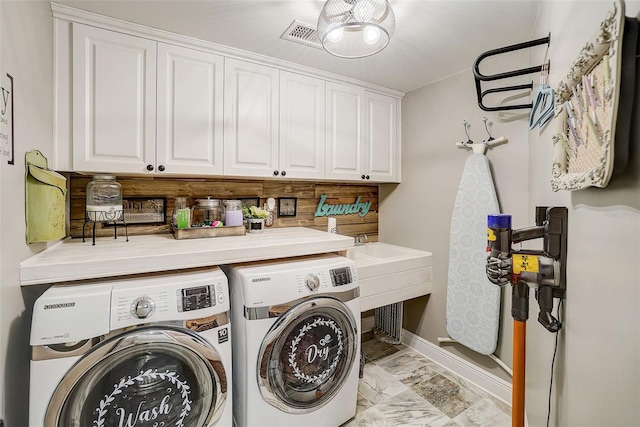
[
  {"x1": 70, "y1": 23, "x2": 224, "y2": 175},
  {"x1": 325, "y1": 83, "x2": 400, "y2": 182},
  {"x1": 54, "y1": 9, "x2": 401, "y2": 182},
  {"x1": 157, "y1": 43, "x2": 224, "y2": 175},
  {"x1": 223, "y1": 58, "x2": 280, "y2": 177},
  {"x1": 325, "y1": 82, "x2": 365, "y2": 181},
  {"x1": 365, "y1": 91, "x2": 399, "y2": 182},
  {"x1": 279, "y1": 71, "x2": 325, "y2": 180},
  {"x1": 72, "y1": 23, "x2": 157, "y2": 174}
]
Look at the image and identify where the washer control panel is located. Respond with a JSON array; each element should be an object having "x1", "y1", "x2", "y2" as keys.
[
  {"x1": 177, "y1": 285, "x2": 217, "y2": 312},
  {"x1": 110, "y1": 269, "x2": 229, "y2": 329},
  {"x1": 330, "y1": 267, "x2": 353, "y2": 287}
]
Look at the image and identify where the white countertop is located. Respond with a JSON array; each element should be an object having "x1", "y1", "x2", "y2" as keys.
[{"x1": 20, "y1": 227, "x2": 355, "y2": 286}]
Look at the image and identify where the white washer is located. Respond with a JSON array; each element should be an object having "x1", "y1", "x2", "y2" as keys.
[
  {"x1": 29, "y1": 268, "x2": 232, "y2": 427},
  {"x1": 222, "y1": 254, "x2": 360, "y2": 427}
]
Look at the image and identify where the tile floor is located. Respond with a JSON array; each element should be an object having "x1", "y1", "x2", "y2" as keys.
[{"x1": 343, "y1": 333, "x2": 511, "y2": 427}]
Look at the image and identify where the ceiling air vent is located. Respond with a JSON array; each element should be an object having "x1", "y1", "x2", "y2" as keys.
[{"x1": 281, "y1": 20, "x2": 323, "y2": 49}]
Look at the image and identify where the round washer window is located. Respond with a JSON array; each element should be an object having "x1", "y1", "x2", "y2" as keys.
[
  {"x1": 49, "y1": 328, "x2": 224, "y2": 427},
  {"x1": 258, "y1": 297, "x2": 357, "y2": 413}
]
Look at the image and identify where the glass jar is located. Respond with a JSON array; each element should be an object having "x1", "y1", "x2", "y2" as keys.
[
  {"x1": 86, "y1": 175, "x2": 123, "y2": 221},
  {"x1": 192, "y1": 197, "x2": 225, "y2": 227},
  {"x1": 223, "y1": 200, "x2": 243, "y2": 227}
]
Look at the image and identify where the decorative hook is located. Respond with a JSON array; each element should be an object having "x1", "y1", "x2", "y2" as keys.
[
  {"x1": 456, "y1": 118, "x2": 507, "y2": 152},
  {"x1": 462, "y1": 120, "x2": 473, "y2": 145},
  {"x1": 483, "y1": 117, "x2": 494, "y2": 142}
]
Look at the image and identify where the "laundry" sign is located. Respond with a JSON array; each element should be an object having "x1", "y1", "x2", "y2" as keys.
[{"x1": 314, "y1": 195, "x2": 371, "y2": 218}]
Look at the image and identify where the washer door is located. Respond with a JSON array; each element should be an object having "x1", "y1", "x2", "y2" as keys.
[
  {"x1": 257, "y1": 296, "x2": 358, "y2": 414},
  {"x1": 45, "y1": 325, "x2": 227, "y2": 427}
]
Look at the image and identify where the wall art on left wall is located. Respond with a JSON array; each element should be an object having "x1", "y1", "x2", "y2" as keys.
[{"x1": 1, "y1": 73, "x2": 14, "y2": 165}]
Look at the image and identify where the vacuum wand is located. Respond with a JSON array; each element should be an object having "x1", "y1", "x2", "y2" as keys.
[{"x1": 485, "y1": 207, "x2": 567, "y2": 427}]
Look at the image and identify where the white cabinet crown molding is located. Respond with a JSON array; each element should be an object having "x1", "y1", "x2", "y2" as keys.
[{"x1": 50, "y1": 2, "x2": 405, "y2": 100}]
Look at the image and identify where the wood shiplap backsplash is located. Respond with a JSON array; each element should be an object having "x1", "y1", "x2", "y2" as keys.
[{"x1": 69, "y1": 175, "x2": 379, "y2": 240}]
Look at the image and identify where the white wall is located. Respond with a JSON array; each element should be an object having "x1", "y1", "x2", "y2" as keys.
[
  {"x1": 527, "y1": 1, "x2": 640, "y2": 426},
  {"x1": 384, "y1": 1, "x2": 640, "y2": 426},
  {"x1": 0, "y1": 1, "x2": 53, "y2": 424},
  {"x1": 379, "y1": 62, "x2": 531, "y2": 381}
]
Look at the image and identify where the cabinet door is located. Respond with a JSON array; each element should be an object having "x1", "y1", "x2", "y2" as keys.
[
  {"x1": 325, "y1": 82, "x2": 365, "y2": 181},
  {"x1": 72, "y1": 23, "x2": 156, "y2": 174},
  {"x1": 157, "y1": 44, "x2": 224, "y2": 175},
  {"x1": 365, "y1": 91, "x2": 398, "y2": 182},
  {"x1": 224, "y1": 58, "x2": 279, "y2": 177},
  {"x1": 279, "y1": 71, "x2": 325, "y2": 179}
]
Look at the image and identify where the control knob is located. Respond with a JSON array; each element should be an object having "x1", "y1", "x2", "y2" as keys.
[
  {"x1": 131, "y1": 296, "x2": 156, "y2": 319},
  {"x1": 305, "y1": 274, "x2": 320, "y2": 291}
]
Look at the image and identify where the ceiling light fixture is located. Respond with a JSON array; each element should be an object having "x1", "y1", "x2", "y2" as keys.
[{"x1": 317, "y1": 0, "x2": 395, "y2": 59}]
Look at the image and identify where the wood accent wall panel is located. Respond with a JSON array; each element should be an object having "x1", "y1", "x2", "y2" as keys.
[{"x1": 69, "y1": 175, "x2": 379, "y2": 241}]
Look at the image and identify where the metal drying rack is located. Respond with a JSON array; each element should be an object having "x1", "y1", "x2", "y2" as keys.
[{"x1": 473, "y1": 34, "x2": 551, "y2": 112}]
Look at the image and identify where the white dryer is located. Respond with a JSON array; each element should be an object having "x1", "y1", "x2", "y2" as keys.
[
  {"x1": 222, "y1": 254, "x2": 360, "y2": 427},
  {"x1": 29, "y1": 268, "x2": 232, "y2": 427}
]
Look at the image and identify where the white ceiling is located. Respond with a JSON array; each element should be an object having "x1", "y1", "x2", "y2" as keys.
[{"x1": 56, "y1": 0, "x2": 542, "y2": 93}]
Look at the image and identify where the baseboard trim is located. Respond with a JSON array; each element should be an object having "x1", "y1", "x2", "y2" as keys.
[{"x1": 401, "y1": 329, "x2": 512, "y2": 404}]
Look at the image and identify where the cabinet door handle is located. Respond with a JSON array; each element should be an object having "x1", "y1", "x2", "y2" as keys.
[
  {"x1": 361, "y1": 174, "x2": 366, "y2": 180},
  {"x1": 273, "y1": 170, "x2": 279, "y2": 176},
  {"x1": 366, "y1": 175, "x2": 370, "y2": 180},
  {"x1": 158, "y1": 165, "x2": 166, "y2": 172},
  {"x1": 281, "y1": 170, "x2": 286, "y2": 177},
  {"x1": 146, "y1": 164, "x2": 154, "y2": 171}
]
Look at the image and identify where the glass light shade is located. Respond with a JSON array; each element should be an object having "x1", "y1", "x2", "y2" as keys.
[
  {"x1": 327, "y1": 26, "x2": 344, "y2": 43},
  {"x1": 363, "y1": 25, "x2": 380, "y2": 45},
  {"x1": 317, "y1": 0, "x2": 395, "y2": 59}
]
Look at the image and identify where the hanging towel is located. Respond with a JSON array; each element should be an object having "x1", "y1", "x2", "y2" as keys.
[
  {"x1": 446, "y1": 153, "x2": 501, "y2": 355},
  {"x1": 25, "y1": 150, "x2": 67, "y2": 243}
]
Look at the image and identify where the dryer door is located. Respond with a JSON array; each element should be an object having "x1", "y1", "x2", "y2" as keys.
[
  {"x1": 45, "y1": 325, "x2": 227, "y2": 427},
  {"x1": 257, "y1": 296, "x2": 358, "y2": 414}
]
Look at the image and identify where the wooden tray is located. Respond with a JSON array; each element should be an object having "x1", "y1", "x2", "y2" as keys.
[{"x1": 172, "y1": 225, "x2": 246, "y2": 240}]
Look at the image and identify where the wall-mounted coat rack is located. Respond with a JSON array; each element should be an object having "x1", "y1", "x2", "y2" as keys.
[
  {"x1": 473, "y1": 34, "x2": 551, "y2": 112},
  {"x1": 456, "y1": 118, "x2": 507, "y2": 154}
]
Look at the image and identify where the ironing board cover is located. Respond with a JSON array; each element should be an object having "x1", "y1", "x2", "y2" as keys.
[{"x1": 446, "y1": 153, "x2": 501, "y2": 355}]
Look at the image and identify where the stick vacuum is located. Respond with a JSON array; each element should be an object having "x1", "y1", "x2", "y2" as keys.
[{"x1": 486, "y1": 207, "x2": 568, "y2": 427}]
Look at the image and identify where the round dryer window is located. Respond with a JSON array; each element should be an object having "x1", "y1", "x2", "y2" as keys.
[
  {"x1": 257, "y1": 296, "x2": 358, "y2": 413},
  {"x1": 45, "y1": 326, "x2": 227, "y2": 427}
]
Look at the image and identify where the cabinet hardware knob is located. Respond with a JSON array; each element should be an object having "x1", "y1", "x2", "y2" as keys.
[
  {"x1": 158, "y1": 165, "x2": 166, "y2": 172},
  {"x1": 273, "y1": 170, "x2": 279, "y2": 176},
  {"x1": 146, "y1": 164, "x2": 154, "y2": 171},
  {"x1": 366, "y1": 175, "x2": 370, "y2": 180},
  {"x1": 361, "y1": 175, "x2": 366, "y2": 180},
  {"x1": 281, "y1": 170, "x2": 286, "y2": 177}
]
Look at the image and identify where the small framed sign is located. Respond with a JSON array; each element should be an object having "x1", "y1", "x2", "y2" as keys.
[
  {"x1": 278, "y1": 197, "x2": 297, "y2": 217},
  {"x1": 123, "y1": 197, "x2": 166, "y2": 224}
]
